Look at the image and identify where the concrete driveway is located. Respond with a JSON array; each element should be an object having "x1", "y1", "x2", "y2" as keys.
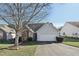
[{"x1": 35, "y1": 43, "x2": 79, "y2": 56}]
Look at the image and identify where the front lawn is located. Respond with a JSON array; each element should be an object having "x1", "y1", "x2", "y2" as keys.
[
  {"x1": 63, "y1": 37, "x2": 79, "y2": 48},
  {"x1": 63, "y1": 42, "x2": 79, "y2": 48},
  {"x1": 0, "y1": 42, "x2": 37, "y2": 56}
]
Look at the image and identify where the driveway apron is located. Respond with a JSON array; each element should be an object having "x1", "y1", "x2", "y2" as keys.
[{"x1": 35, "y1": 43, "x2": 79, "y2": 56}]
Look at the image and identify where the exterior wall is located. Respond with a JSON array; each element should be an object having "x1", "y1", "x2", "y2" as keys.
[
  {"x1": 60, "y1": 23, "x2": 79, "y2": 37},
  {"x1": 29, "y1": 31, "x2": 33, "y2": 38},
  {"x1": 22, "y1": 30, "x2": 28, "y2": 40},
  {"x1": 7, "y1": 33, "x2": 12, "y2": 39},
  {"x1": 11, "y1": 34, "x2": 16, "y2": 38},
  {"x1": 0, "y1": 30, "x2": 3, "y2": 39},
  {"x1": 22, "y1": 30, "x2": 33, "y2": 40},
  {"x1": 37, "y1": 23, "x2": 59, "y2": 41},
  {"x1": 0, "y1": 27, "x2": 16, "y2": 40},
  {"x1": 6, "y1": 30, "x2": 16, "y2": 40},
  {"x1": 37, "y1": 23, "x2": 58, "y2": 35},
  {"x1": 7, "y1": 33, "x2": 16, "y2": 40},
  {"x1": 0, "y1": 29, "x2": 7, "y2": 39}
]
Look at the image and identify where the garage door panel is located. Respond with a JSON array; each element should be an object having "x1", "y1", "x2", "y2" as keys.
[{"x1": 37, "y1": 35, "x2": 56, "y2": 41}]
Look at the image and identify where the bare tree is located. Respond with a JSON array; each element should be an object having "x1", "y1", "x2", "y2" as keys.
[{"x1": 0, "y1": 3, "x2": 50, "y2": 49}]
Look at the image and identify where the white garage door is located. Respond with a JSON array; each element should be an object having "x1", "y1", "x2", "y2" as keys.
[{"x1": 37, "y1": 35, "x2": 56, "y2": 41}]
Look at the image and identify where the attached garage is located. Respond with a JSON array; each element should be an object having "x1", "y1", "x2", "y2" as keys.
[
  {"x1": 37, "y1": 35, "x2": 56, "y2": 41},
  {"x1": 36, "y1": 23, "x2": 59, "y2": 41},
  {"x1": 27, "y1": 22, "x2": 59, "y2": 41}
]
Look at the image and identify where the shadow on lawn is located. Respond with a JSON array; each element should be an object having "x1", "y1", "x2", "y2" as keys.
[
  {"x1": 0, "y1": 46, "x2": 17, "y2": 50},
  {"x1": 0, "y1": 48, "x2": 8, "y2": 50},
  {"x1": 0, "y1": 41, "x2": 57, "y2": 50},
  {"x1": 21, "y1": 41, "x2": 56, "y2": 46}
]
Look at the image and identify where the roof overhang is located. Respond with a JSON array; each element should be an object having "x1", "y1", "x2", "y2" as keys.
[{"x1": 26, "y1": 25, "x2": 34, "y2": 33}]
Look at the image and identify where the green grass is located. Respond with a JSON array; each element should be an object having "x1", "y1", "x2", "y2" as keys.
[
  {"x1": 0, "y1": 42, "x2": 37, "y2": 56},
  {"x1": 63, "y1": 42, "x2": 79, "y2": 48},
  {"x1": 63, "y1": 37, "x2": 79, "y2": 48}
]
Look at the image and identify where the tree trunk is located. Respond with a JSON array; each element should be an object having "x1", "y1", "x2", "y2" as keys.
[{"x1": 14, "y1": 31, "x2": 19, "y2": 50}]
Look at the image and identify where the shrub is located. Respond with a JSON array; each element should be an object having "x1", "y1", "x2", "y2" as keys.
[
  {"x1": 56, "y1": 37, "x2": 64, "y2": 43},
  {"x1": 64, "y1": 36, "x2": 79, "y2": 42},
  {"x1": 27, "y1": 37, "x2": 33, "y2": 41},
  {"x1": 64, "y1": 36, "x2": 79, "y2": 39},
  {"x1": 9, "y1": 39, "x2": 15, "y2": 43},
  {"x1": 0, "y1": 39, "x2": 14, "y2": 44}
]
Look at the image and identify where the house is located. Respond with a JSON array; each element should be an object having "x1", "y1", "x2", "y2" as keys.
[
  {"x1": 25, "y1": 22, "x2": 59, "y2": 41},
  {"x1": 0, "y1": 24, "x2": 16, "y2": 40},
  {"x1": 60, "y1": 22, "x2": 79, "y2": 37}
]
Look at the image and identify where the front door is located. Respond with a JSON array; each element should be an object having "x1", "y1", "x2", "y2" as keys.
[{"x1": 33, "y1": 33, "x2": 37, "y2": 41}]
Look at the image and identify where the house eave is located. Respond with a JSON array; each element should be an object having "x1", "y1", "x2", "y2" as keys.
[{"x1": 26, "y1": 25, "x2": 34, "y2": 33}]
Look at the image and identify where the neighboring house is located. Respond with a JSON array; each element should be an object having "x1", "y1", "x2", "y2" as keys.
[
  {"x1": 25, "y1": 22, "x2": 59, "y2": 41},
  {"x1": 60, "y1": 22, "x2": 79, "y2": 37},
  {"x1": 0, "y1": 24, "x2": 16, "y2": 40}
]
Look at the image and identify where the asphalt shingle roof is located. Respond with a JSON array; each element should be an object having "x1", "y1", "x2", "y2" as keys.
[
  {"x1": 28, "y1": 23, "x2": 45, "y2": 32},
  {"x1": 67, "y1": 22, "x2": 79, "y2": 28},
  {"x1": 0, "y1": 24, "x2": 15, "y2": 33}
]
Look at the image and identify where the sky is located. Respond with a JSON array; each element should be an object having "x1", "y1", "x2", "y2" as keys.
[
  {"x1": 1, "y1": 3, "x2": 79, "y2": 28},
  {"x1": 45, "y1": 3, "x2": 79, "y2": 28}
]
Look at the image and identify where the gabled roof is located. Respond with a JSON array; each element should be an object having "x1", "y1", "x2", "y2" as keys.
[
  {"x1": 67, "y1": 22, "x2": 79, "y2": 28},
  {"x1": 27, "y1": 23, "x2": 58, "y2": 32},
  {"x1": 0, "y1": 24, "x2": 15, "y2": 33},
  {"x1": 28, "y1": 23, "x2": 45, "y2": 32}
]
